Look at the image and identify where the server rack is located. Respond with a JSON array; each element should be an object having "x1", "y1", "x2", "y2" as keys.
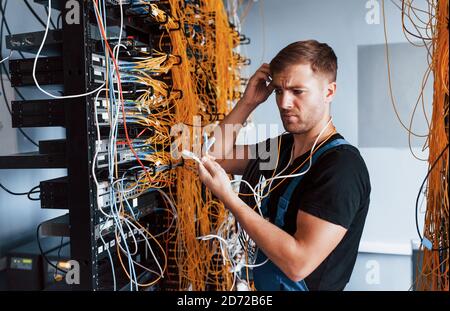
[{"x1": 1, "y1": 0, "x2": 171, "y2": 290}]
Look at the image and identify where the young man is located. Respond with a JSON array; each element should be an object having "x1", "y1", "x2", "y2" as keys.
[{"x1": 198, "y1": 40, "x2": 371, "y2": 291}]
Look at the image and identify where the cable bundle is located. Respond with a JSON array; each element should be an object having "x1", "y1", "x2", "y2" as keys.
[
  {"x1": 164, "y1": 0, "x2": 247, "y2": 290},
  {"x1": 383, "y1": 0, "x2": 449, "y2": 290},
  {"x1": 417, "y1": 0, "x2": 449, "y2": 291}
]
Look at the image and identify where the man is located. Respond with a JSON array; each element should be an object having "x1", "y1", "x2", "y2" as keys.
[{"x1": 197, "y1": 40, "x2": 371, "y2": 291}]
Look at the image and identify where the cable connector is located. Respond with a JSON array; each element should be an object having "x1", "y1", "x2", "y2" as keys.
[{"x1": 181, "y1": 150, "x2": 201, "y2": 164}]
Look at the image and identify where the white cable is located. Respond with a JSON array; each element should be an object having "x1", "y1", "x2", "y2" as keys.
[
  {"x1": 90, "y1": 5, "x2": 123, "y2": 285},
  {"x1": 181, "y1": 150, "x2": 202, "y2": 164},
  {"x1": 197, "y1": 234, "x2": 229, "y2": 245},
  {"x1": 230, "y1": 178, "x2": 263, "y2": 216},
  {"x1": 92, "y1": 89, "x2": 112, "y2": 218},
  {"x1": 260, "y1": 118, "x2": 333, "y2": 183},
  {"x1": 112, "y1": 178, "x2": 138, "y2": 219},
  {"x1": 152, "y1": 189, "x2": 178, "y2": 238},
  {"x1": 91, "y1": 0, "x2": 149, "y2": 291},
  {"x1": 233, "y1": 117, "x2": 334, "y2": 210},
  {"x1": 241, "y1": 258, "x2": 269, "y2": 268},
  {"x1": 256, "y1": 135, "x2": 295, "y2": 201},
  {"x1": 230, "y1": 267, "x2": 237, "y2": 291},
  {"x1": 121, "y1": 217, "x2": 165, "y2": 278},
  {"x1": 112, "y1": 199, "x2": 138, "y2": 289},
  {"x1": 0, "y1": 50, "x2": 13, "y2": 65},
  {"x1": 97, "y1": 1, "x2": 139, "y2": 289},
  {"x1": 129, "y1": 258, "x2": 161, "y2": 278},
  {"x1": 33, "y1": 0, "x2": 105, "y2": 99},
  {"x1": 117, "y1": 215, "x2": 139, "y2": 256}
]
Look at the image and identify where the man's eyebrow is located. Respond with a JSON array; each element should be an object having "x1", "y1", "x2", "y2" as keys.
[
  {"x1": 272, "y1": 84, "x2": 307, "y2": 89},
  {"x1": 288, "y1": 85, "x2": 307, "y2": 89}
]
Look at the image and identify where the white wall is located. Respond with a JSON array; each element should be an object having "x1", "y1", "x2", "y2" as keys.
[
  {"x1": 0, "y1": 0, "x2": 66, "y2": 271},
  {"x1": 241, "y1": 0, "x2": 432, "y2": 290}
]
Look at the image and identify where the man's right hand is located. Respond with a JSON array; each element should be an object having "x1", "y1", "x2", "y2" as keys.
[
  {"x1": 240, "y1": 63, "x2": 275, "y2": 108},
  {"x1": 211, "y1": 65, "x2": 274, "y2": 175}
]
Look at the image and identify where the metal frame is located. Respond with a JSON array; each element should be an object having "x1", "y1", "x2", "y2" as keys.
[{"x1": 62, "y1": 0, "x2": 95, "y2": 290}]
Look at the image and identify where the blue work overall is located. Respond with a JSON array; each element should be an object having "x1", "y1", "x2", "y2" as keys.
[{"x1": 253, "y1": 138, "x2": 350, "y2": 291}]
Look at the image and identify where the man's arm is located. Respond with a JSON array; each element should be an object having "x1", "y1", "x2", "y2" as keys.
[
  {"x1": 225, "y1": 194, "x2": 347, "y2": 282},
  {"x1": 208, "y1": 100, "x2": 255, "y2": 175},
  {"x1": 197, "y1": 157, "x2": 347, "y2": 282},
  {"x1": 208, "y1": 63, "x2": 274, "y2": 175}
]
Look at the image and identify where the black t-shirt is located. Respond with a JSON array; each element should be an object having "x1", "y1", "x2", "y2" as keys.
[{"x1": 239, "y1": 133, "x2": 371, "y2": 291}]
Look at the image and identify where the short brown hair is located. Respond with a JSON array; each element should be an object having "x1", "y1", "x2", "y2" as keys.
[{"x1": 270, "y1": 40, "x2": 338, "y2": 82}]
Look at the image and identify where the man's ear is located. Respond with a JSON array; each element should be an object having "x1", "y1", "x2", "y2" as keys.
[{"x1": 325, "y1": 81, "x2": 337, "y2": 104}]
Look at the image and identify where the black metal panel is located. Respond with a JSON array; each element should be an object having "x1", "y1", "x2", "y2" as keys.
[
  {"x1": 5, "y1": 30, "x2": 63, "y2": 54},
  {"x1": 9, "y1": 56, "x2": 64, "y2": 86},
  {"x1": 11, "y1": 99, "x2": 65, "y2": 128},
  {"x1": 0, "y1": 152, "x2": 66, "y2": 169},
  {"x1": 10, "y1": 71, "x2": 64, "y2": 86},
  {"x1": 102, "y1": 5, "x2": 156, "y2": 36},
  {"x1": 40, "y1": 213, "x2": 70, "y2": 236},
  {"x1": 9, "y1": 57, "x2": 63, "y2": 73},
  {"x1": 40, "y1": 176, "x2": 68, "y2": 209},
  {"x1": 39, "y1": 139, "x2": 66, "y2": 154}
]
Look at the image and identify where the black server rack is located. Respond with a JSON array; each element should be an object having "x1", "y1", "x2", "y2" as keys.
[{"x1": 1, "y1": 0, "x2": 172, "y2": 290}]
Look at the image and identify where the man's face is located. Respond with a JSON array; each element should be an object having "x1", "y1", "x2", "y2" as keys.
[{"x1": 271, "y1": 63, "x2": 335, "y2": 134}]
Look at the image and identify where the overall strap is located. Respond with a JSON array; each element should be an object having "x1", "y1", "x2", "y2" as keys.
[
  {"x1": 281, "y1": 138, "x2": 350, "y2": 200},
  {"x1": 274, "y1": 138, "x2": 351, "y2": 227}
]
